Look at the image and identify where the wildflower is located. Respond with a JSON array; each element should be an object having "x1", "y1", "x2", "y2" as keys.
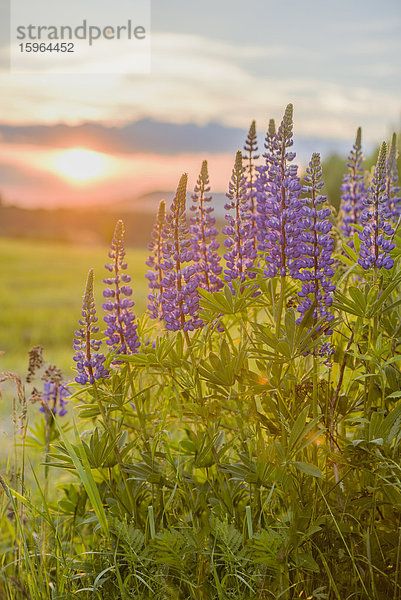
[
  {"x1": 222, "y1": 151, "x2": 255, "y2": 284},
  {"x1": 384, "y1": 133, "x2": 401, "y2": 222},
  {"x1": 103, "y1": 220, "x2": 140, "y2": 355},
  {"x1": 340, "y1": 127, "x2": 368, "y2": 240},
  {"x1": 189, "y1": 160, "x2": 223, "y2": 292},
  {"x1": 146, "y1": 200, "x2": 166, "y2": 318},
  {"x1": 358, "y1": 143, "x2": 395, "y2": 270},
  {"x1": 256, "y1": 118, "x2": 276, "y2": 253},
  {"x1": 296, "y1": 153, "x2": 335, "y2": 336},
  {"x1": 243, "y1": 121, "x2": 259, "y2": 261},
  {"x1": 40, "y1": 366, "x2": 69, "y2": 417},
  {"x1": 160, "y1": 174, "x2": 202, "y2": 331},
  {"x1": 256, "y1": 104, "x2": 303, "y2": 278},
  {"x1": 73, "y1": 269, "x2": 109, "y2": 384}
]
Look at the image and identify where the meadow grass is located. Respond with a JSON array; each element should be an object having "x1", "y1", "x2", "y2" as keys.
[{"x1": 0, "y1": 237, "x2": 149, "y2": 377}]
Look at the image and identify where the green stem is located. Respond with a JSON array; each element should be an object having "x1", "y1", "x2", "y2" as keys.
[
  {"x1": 276, "y1": 275, "x2": 286, "y2": 336},
  {"x1": 312, "y1": 356, "x2": 319, "y2": 420}
]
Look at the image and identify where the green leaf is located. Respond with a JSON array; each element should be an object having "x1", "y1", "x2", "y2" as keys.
[{"x1": 291, "y1": 461, "x2": 322, "y2": 478}]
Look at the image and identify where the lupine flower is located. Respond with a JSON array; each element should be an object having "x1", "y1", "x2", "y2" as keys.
[
  {"x1": 256, "y1": 104, "x2": 303, "y2": 278},
  {"x1": 189, "y1": 160, "x2": 223, "y2": 292},
  {"x1": 256, "y1": 118, "x2": 276, "y2": 252},
  {"x1": 340, "y1": 127, "x2": 368, "y2": 240},
  {"x1": 222, "y1": 151, "x2": 256, "y2": 284},
  {"x1": 358, "y1": 143, "x2": 395, "y2": 270},
  {"x1": 73, "y1": 269, "x2": 109, "y2": 384},
  {"x1": 243, "y1": 121, "x2": 259, "y2": 261},
  {"x1": 40, "y1": 366, "x2": 69, "y2": 417},
  {"x1": 296, "y1": 153, "x2": 335, "y2": 337},
  {"x1": 103, "y1": 220, "x2": 140, "y2": 355},
  {"x1": 146, "y1": 200, "x2": 166, "y2": 318},
  {"x1": 384, "y1": 133, "x2": 401, "y2": 222},
  {"x1": 160, "y1": 174, "x2": 202, "y2": 331}
]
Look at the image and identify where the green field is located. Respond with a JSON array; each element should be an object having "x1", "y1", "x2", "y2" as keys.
[{"x1": 0, "y1": 237, "x2": 149, "y2": 377}]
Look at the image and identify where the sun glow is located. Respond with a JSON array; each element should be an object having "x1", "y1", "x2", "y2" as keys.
[{"x1": 51, "y1": 148, "x2": 111, "y2": 183}]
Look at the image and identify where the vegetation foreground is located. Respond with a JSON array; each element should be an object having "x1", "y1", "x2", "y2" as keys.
[{"x1": 1, "y1": 104, "x2": 401, "y2": 599}]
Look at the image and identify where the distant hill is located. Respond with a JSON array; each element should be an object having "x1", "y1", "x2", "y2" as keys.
[
  {"x1": 0, "y1": 205, "x2": 156, "y2": 247},
  {"x1": 113, "y1": 190, "x2": 229, "y2": 218}
]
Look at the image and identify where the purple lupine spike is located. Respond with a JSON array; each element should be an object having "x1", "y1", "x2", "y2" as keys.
[
  {"x1": 160, "y1": 174, "x2": 202, "y2": 332},
  {"x1": 222, "y1": 151, "x2": 256, "y2": 284},
  {"x1": 146, "y1": 200, "x2": 167, "y2": 318},
  {"x1": 73, "y1": 269, "x2": 109, "y2": 385},
  {"x1": 340, "y1": 127, "x2": 368, "y2": 240},
  {"x1": 296, "y1": 153, "x2": 336, "y2": 338},
  {"x1": 103, "y1": 220, "x2": 140, "y2": 355},
  {"x1": 256, "y1": 118, "x2": 276, "y2": 254},
  {"x1": 358, "y1": 143, "x2": 395, "y2": 270},
  {"x1": 243, "y1": 121, "x2": 260, "y2": 262},
  {"x1": 385, "y1": 133, "x2": 401, "y2": 222},
  {"x1": 256, "y1": 104, "x2": 303, "y2": 278},
  {"x1": 265, "y1": 118, "x2": 276, "y2": 157},
  {"x1": 40, "y1": 365, "x2": 69, "y2": 417},
  {"x1": 189, "y1": 160, "x2": 223, "y2": 292}
]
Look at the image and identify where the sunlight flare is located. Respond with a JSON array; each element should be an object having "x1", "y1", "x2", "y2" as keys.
[{"x1": 50, "y1": 148, "x2": 111, "y2": 182}]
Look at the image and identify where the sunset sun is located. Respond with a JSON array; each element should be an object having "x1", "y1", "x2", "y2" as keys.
[{"x1": 51, "y1": 148, "x2": 110, "y2": 182}]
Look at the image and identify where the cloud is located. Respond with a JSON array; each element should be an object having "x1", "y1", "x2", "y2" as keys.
[{"x1": 0, "y1": 32, "x2": 399, "y2": 142}]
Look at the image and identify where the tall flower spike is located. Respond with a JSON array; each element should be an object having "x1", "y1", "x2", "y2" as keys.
[
  {"x1": 256, "y1": 104, "x2": 302, "y2": 278},
  {"x1": 297, "y1": 153, "x2": 335, "y2": 340},
  {"x1": 243, "y1": 121, "x2": 259, "y2": 262},
  {"x1": 189, "y1": 160, "x2": 223, "y2": 292},
  {"x1": 222, "y1": 151, "x2": 255, "y2": 284},
  {"x1": 73, "y1": 269, "x2": 109, "y2": 385},
  {"x1": 146, "y1": 200, "x2": 166, "y2": 318},
  {"x1": 160, "y1": 174, "x2": 202, "y2": 331},
  {"x1": 40, "y1": 366, "x2": 69, "y2": 417},
  {"x1": 385, "y1": 133, "x2": 401, "y2": 222},
  {"x1": 103, "y1": 220, "x2": 140, "y2": 355},
  {"x1": 358, "y1": 143, "x2": 394, "y2": 270},
  {"x1": 340, "y1": 127, "x2": 368, "y2": 240},
  {"x1": 256, "y1": 118, "x2": 276, "y2": 251}
]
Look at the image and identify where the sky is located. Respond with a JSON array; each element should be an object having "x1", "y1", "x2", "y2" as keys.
[{"x1": 0, "y1": 0, "x2": 400, "y2": 208}]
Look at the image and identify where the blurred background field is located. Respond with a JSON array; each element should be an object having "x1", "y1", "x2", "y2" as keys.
[{"x1": 0, "y1": 236, "x2": 149, "y2": 383}]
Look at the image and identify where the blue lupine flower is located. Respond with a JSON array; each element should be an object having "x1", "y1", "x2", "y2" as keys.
[
  {"x1": 40, "y1": 381, "x2": 69, "y2": 417},
  {"x1": 358, "y1": 143, "x2": 395, "y2": 270},
  {"x1": 340, "y1": 127, "x2": 368, "y2": 240},
  {"x1": 296, "y1": 153, "x2": 335, "y2": 336},
  {"x1": 39, "y1": 365, "x2": 69, "y2": 416},
  {"x1": 73, "y1": 269, "x2": 109, "y2": 385},
  {"x1": 160, "y1": 174, "x2": 202, "y2": 331},
  {"x1": 255, "y1": 119, "x2": 276, "y2": 255},
  {"x1": 103, "y1": 220, "x2": 140, "y2": 355},
  {"x1": 189, "y1": 160, "x2": 223, "y2": 292},
  {"x1": 146, "y1": 200, "x2": 166, "y2": 319},
  {"x1": 385, "y1": 133, "x2": 401, "y2": 222},
  {"x1": 222, "y1": 151, "x2": 256, "y2": 284},
  {"x1": 243, "y1": 121, "x2": 259, "y2": 262},
  {"x1": 256, "y1": 104, "x2": 303, "y2": 278}
]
